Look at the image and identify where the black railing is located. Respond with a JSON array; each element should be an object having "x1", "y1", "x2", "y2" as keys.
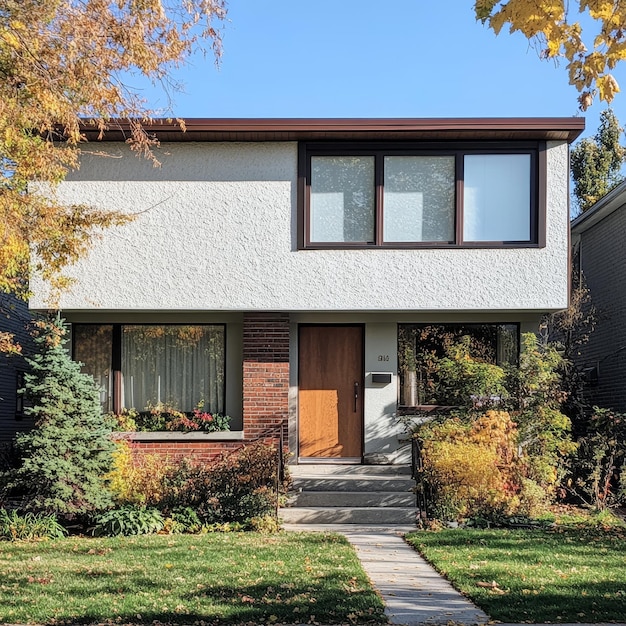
[
  {"x1": 245, "y1": 419, "x2": 288, "y2": 522},
  {"x1": 411, "y1": 436, "x2": 429, "y2": 521}
]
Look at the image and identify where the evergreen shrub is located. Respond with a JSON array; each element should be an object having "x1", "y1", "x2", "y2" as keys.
[{"x1": 10, "y1": 317, "x2": 114, "y2": 519}]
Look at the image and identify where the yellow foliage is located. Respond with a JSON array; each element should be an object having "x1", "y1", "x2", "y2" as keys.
[
  {"x1": 0, "y1": 0, "x2": 226, "y2": 311},
  {"x1": 419, "y1": 411, "x2": 521, "y2": 518},
  {"x1": 476, "y1": 1, "x2": 626, "y2": 109},
  {"x1": 106, "y1": 440, "x2": 177, "y2": 506}
]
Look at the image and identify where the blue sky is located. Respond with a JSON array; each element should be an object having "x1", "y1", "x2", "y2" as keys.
[{"x1": 134, "y1": 1, "x2": 626, "y2": 140}]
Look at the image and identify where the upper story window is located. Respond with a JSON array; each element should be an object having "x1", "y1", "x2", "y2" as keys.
[{"x1": 298, "y1": 142, "x2": 545, "y2": 249}]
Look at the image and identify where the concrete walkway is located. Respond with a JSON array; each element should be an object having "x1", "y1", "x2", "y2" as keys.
[
  {"x1": 283, "y1": 524, "x2": 489, "y2": 625},
  {"x1": 283, "y1": 524, "x2": 626, "y2": 626}
]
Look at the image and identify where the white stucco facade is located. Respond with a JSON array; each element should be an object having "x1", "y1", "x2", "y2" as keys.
[
  {"x1": 28, "y1": 122, "x2": 578, "y2": 463},
  {"x1": 31, "y1": 140, "x2": 570, "y2": 313}
]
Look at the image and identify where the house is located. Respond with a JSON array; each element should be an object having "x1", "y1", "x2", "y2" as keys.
[
  {"x1": 571, "y1": 180, "x2": 626, "y2": 413},
  {"x1": 0, "y1": 295, "x2": 34, "y2": 444},
  {"x1": 27, "y1": 117, "x2": 584, "y2": 464}
]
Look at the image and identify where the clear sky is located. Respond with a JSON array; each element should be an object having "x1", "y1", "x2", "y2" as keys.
[{"x1": 133, "y1": 1, "x2": 626, "y2": 140}]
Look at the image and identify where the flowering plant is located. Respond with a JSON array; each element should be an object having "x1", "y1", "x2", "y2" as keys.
[
  {"x1": 111, "y1": 403, "x2": 231, "y2": 433},
  {"x1": 165, "y1": 409, "x2": 231, "y2": 433}
]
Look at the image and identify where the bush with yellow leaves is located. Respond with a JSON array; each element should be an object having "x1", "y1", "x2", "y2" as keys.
[{"x1": 417, "y1": 410, "x2": 550, "y2": 520}]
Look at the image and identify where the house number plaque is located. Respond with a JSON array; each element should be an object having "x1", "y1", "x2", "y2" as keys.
[{"x1": 377, "y1": 355, "x2": 389, "y2": 361}]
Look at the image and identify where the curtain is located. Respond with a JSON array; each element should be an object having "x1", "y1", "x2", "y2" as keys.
[
  {"x1": 73, "y1": 325, "x2": 113, "y2": 413},
  {"x1": 121, "y1": 325, "x2": 225, "y2": 413}
]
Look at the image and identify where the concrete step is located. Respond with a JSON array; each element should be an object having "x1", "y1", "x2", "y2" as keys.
[
  {"x1": 287, "y1": 490, "x2": 416, "y2": 508},
  {"x1": 280, "y1": 506, "x2": 418, "y2": 525},
  {"x1": 289, "y1": 463, "x2": 412, "y2": 476},
  {"x1": 291, "y1": 476, "x2": 415, "y2": 492}
]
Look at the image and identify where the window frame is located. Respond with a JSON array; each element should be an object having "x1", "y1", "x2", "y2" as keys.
[
  {"x1": 72, "y1": 323, "x2": 227, "y2": 416},
  {"x1": 396, "y1": 322, "x2": 521, "y2": 410},
  {"x1": 298, "y1": 141, "x2": 546, "y2": 249}
]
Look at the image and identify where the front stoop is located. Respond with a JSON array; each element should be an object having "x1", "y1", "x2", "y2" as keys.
[{"x1": 281, "y1": 464, "x2": 418, "y2": 526}]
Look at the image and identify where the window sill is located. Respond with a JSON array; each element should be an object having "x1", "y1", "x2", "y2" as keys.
[
  {"x1": 397, "y1": 405, "x2": 457, "y2": 416},
  {"x1": 112, "y1": 431, "x2": 245, "y2": 442}
]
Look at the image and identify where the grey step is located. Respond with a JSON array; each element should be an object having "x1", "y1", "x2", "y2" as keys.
[
  {"x1": 291, "y1": 476, "x2": 415, "y2": 492},
  {"x1": 289, "y1": 463, "x2": 412, "y2": 477},
  {"x1": 280, "y1": 506, "x2": 418, "y2": 525},
  {"x1": 287, "y1": 490, "x2": 416, "y2": 508}
]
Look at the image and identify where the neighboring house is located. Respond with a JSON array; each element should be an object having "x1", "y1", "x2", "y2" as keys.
[
  {"x1": 27, "y1": 117, "x2": 584, "y2": 464},
  {"x1": 571, "y1": 180, "x2": 626, "y2": 413},
  {"x1": 0, "y1": 295, "x2": 35, "y2": 443}
]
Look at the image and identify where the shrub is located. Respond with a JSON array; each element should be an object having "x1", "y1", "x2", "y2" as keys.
[
  {"x1": 0, "y1": 509, "x2": 66, "y2": 541},
  {"x1": 106, "y1": 441, "x2": 194, "y2": 508},
  {"x1": 9, "y1": 317, "x2": 114, "y2": 519},
  {"x1": 503, "y1": 333, "x2": 576, "y2": 494},
  {"x1": 179, "y1": 442, "x2": 286, "y2": 524},
  {"x1": 168, "y1": 506, "x2": 202, "y2": 533},
  {"x1": 92, "y1": 505, "x2": 165, "y2": 536},
  {"x1": 247, "y1": 514, "x2": 282, "y2": 533},
  {"x1": 571, "y1": 407, "x2": 626, "y2": 509},
  {"x1": 435, "y1": 336, "x2": 507, "y2": 406},
  {"x1": 417, "y1": 411, "x2": 520, "y2": 520},
  {"x1": 106, "y1": 440, "x2": 288, "y2": 527}
]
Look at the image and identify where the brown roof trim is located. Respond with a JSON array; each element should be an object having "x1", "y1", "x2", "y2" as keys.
[{"x1": 78, "y1": 117, "x2": 585, "y2": 143}]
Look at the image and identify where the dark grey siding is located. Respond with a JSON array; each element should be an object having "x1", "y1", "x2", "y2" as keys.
[
  {"x1": 0, "y1": 296, "x2": 34, "y2": 442},
  {"x1": 578, "y1": 201, "x2": 626, "y2": 413}
]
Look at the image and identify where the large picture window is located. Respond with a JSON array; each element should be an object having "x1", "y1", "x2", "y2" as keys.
[
  {"x1": 397, "y1": 323, "x2": 519, "y2": 408},
  {"x1": 73, "y1": 324, "x2": 225, "y2": 415},
  {"x1": 300, "y1": 142, "x2": 543, "y2": 248}
]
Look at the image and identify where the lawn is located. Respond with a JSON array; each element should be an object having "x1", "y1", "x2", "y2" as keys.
[
  {"x1": 0, "y1": 532, "x2": 386, "y2": 624},
  {"x1": 406, "y1": 525, "x2": 626, "y2": 623}
]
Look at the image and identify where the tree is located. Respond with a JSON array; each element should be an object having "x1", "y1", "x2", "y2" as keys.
[
  {"x1": 0, "y1": 0, "x2": 226, "y2": 320},
  {"x1": 571, "y1": 109, "x2": 626, "y2": 213},
  {"x1": 475, "y1": 1, "x2": 626, "y2": 110},
  {"x1": 10, "y1": 316, "x2": 115, "y2": 519}
]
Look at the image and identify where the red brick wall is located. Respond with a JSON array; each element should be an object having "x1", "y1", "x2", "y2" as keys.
[
  {"x1": 128, "y1": 441, "x2": 244, "y2": 464},
  {"x1": 242, "y1": 312, "x2": 290, "y2": 441}
]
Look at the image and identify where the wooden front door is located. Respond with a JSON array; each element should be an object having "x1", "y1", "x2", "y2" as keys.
[{"x1": 298, "y1": 325, "x2": 364, "y2": 460}]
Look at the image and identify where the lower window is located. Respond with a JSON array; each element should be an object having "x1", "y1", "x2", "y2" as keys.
[
  {"x1": 397, "y1": 323, "x2": 519, "y2": 407},
  {"x1": 73, "y1": 324, "x2": 225, "y2": 415}
]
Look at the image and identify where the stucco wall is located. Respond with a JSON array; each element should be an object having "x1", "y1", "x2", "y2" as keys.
[{"x1": 30, "y1": 140, "x2": 570, "y2": 313}]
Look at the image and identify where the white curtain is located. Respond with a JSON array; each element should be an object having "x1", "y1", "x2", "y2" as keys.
[{"x1": 121, "y1": 325, "x2": 224, "y2": 413}]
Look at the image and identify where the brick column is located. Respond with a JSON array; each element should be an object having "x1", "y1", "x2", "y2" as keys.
[{"x1": 242, "y1": 313, "x2": 290, "y2": 441}]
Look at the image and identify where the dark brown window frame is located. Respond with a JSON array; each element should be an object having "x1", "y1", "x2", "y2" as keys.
[
  {"x1": 72, "y1": 322, "x2": 227, "y2": 416},
  {"x1": 298, "y1": 141, "x2": 546, "y2": 249}
]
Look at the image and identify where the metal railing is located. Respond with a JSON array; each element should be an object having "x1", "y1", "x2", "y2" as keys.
[
  {"x1": 411, "y1": 436, "x2": 429, "y2": 521},
  {"x1": 244, "y1": 419, "x2": 288, "y2": 522}
]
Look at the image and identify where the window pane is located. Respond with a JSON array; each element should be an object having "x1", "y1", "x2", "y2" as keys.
[
  {"x1": 463, "y1": 154, "x2": 531, "y2": 242},
  {"x1": 383, "y1": 156, "x2": 455, "y2": 242},
  {"x1": 121, "y1": 325, "x2": 224, "y2": 413},
  {"x1": 310, "y1": 156, "x2": 375, "y2": 242},
  {"x1": 73, "y1": 325, "x2": 113, "y2": 413},
  {"x1": 397, "y1": 323, "x2": 519, "y2": 407}
]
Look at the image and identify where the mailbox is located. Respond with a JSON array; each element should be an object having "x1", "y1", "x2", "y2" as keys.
[{"x1": 371, "y1": 372, "x2": 392, "y2": 384}]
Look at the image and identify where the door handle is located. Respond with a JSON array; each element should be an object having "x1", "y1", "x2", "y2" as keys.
[{"x1": 354, "y1": 381, "x2": 359, "y2": 412}]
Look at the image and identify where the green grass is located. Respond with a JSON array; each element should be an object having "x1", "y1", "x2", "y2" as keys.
[
  {"x1": 0, "y1": 532, "x2": 386, "y2": 624},
  {"x1": 406, "y1": 526, "x2": 626, "y2": 622}
]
